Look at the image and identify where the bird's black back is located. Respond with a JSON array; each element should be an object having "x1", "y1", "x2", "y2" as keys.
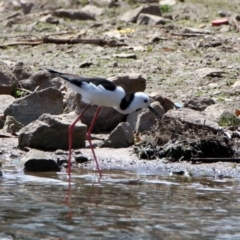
[{"x1": 42, "y1": 68, "x2": 117, "y2": 91}]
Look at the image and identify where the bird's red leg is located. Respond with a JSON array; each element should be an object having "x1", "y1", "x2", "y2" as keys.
[
  {"x1": 86, "y1": 106, "x2": 102, "y2": 178},
  {"x1": 68, "y1": 104, "x2": 91, "y2": 177}
]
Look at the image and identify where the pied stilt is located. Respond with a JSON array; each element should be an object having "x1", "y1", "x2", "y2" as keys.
[{"x1": 42, "y1": 68, "x2": 162, "y2": 178}]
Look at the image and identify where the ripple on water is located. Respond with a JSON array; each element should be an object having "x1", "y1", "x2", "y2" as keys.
[{"x1": 0, "y1": 170, "x2": 240, "y2": 239}]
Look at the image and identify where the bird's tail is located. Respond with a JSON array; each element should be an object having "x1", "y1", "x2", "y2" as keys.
[{"x1": 40, "y1": 68, "x2": 64, "y2": 76}]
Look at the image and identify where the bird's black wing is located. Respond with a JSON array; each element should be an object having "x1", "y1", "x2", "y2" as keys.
[{"x1": 42, "y1": 68, "x2": 116, "y2": 91}]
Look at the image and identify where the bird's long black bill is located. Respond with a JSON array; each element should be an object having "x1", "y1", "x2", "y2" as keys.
[{"x1": 148, "y1": 106, "x2": 162, "y2": 120}]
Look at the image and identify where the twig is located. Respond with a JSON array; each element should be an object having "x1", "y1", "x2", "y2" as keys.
[
  {"x1": 16, "y1": 87, "x2": 33, "y2": 94},
  {"x1": 42, "y1": 36, "x2": 127, "y2": 47},
  {"x1": 171, "y1": 32, "x2": 208, "y2": 37},
  {"x1": 0, "y1": 41, "x2": 42, "y2": 48},
  {"x1": 191, "y1": 158, "x2": 240, "y2": 162},
  {"x1": 0, "y1": 36, "x2": 127, "y2": 48}
]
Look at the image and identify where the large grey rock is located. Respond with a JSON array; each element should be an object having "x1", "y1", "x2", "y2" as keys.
[
  {"x1": 0, "y1": 95, "x2": 15, "y2": 116},
  {"x1": 102, "y1": 122, "x2": 134, "y2": 148},
  {"x1": 120, "y1": 4, "x2": 161, "y2": 23},
  {"x1": 185, "y1": 97, "x2": 215, "y2": 111},
  {"x1": 134, "y1": 101, "x2": 165, "y2": 132},
  {"x1": 90, "y1": 0, "x2": 116, "y2": 7},
  {"x1": 108, "y1": 73, "x2": 146, "y2": 94},
  {"x1": 149, "y1": 92, "x2": 175, "y2": 112},
  {"x1": 53, "y1": 9, "x2": 95, "y2": 20},
  {"x1": 0, "y1": 62, "x2": 17, "y2": 95},
  {"x1": 164, "y1": 108, "x2": 220, "y2": 132},
  {"x1": 18, "y1": 113, "x2": 87, "y2": 150},
  {"x1": 19, "y1": 71, "x2": 62, "y2": 92},
  {"x1": 81, "y1": 4, "x2": 104, "y2": 17},
  {"x1": 137, "y1": 14, "x2": 170, "y2": 25},
  {"x1": 11, "y1": 62, "x2": 33, "y2": 80},
  {"x1": 3, "y1": 116, "x2": 24, "y2": 134},
  {"x1": 4, "y1": 87, "x2": 63, "y2": 125},
  {"x1": 126, "y1": 110, "x2": 139, "y2": 132},
  {"x1": 0, "y1": 119, "x2": 4, "y2": 129},
  {"x1": 20, "y1": 149, "x2": 60, "y2": 172},
  {"x1": 75, "y1": 100, "x2": 126, "y2": 132},
  {"x1": 203, "y1": 104, "x2": 240, "y2": 126}
]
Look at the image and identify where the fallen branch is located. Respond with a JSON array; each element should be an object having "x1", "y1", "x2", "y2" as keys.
[
  {"x1": 0, "y1": 41, "x2": 42, "y2": 48},
  {"x1": 0, "y1": 36, "x2": 127, "y2": 48},
  {"x1": 191, "y1": 158, "x2": 240, "y2": 163},
  {"x1": 171, "y1": 32, "x2": 208, "y2": 37},
  {"x1": 42, "y1": 36, "x2": 127, "y2": 47}
]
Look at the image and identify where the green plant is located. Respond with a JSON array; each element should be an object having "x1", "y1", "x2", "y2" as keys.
[
  {"x1": 226, "y1": 79, "x2": 236, "y2": 86},
  {"x1": 147, "y1": 45, "x2": 153, "y2": 52},
  {"x1": 13, "y1": 88, "x2": 22, "y2": 98},
  {"x1": 160, "y1": 5, "x2": 172, "y2": 13},
  {"x1": 218, "y1": 113, "x2": 240, "y2": 127},
  {"x1": 217, "y1": 97, "x2": 225, "y2": 102},
  {"x1": 196, "y1": 91, "x2": 204, "y2": 96}
]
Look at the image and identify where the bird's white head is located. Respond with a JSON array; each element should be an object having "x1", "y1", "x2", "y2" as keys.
[
  {"x1": 118, "y1": 92, "x2": 162, "y2": 119},
  {"x1": 133, "y1": 92, "x2": 151, "y2": 110}
]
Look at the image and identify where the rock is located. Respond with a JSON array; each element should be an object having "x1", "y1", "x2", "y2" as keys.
[
  {"x1": 204, "y1": 104, "x2": 240, "y2": 127},
  {"x1": 108, "y1": 73, "x2": 146, "y2": 94},
  {"x1": 194, "y1": 68, "x2": 224, "y2": 78},
  {"x1": 185, "y1": 97, "x2": 215, "y2": 111},
  {"x1": 149, "y1": 93, "x2": 175, "y2": 112},
  {"x1": 90, "y1": 0, "x2": 117, "y2": 7},
  {"x1": 0, "y1": 61, "x2": 17, "y2": 95},
  {"x1": 159, "y1": 0, "x2": 177, "y2": 6},
  {"x1": 120, "y1": 4, "x2": 161, "y2": 23},
  {"x1": 137, "y1": 14, "x2": 170, "y2": 25},
  {"x1": 232, "y1": 80, "x2": 240, "y2": 87},
  {"x1": 39, "y1": 14, "x2": 59, "y2": 24},
  {"x1": 20, "y1": 1, "x2": 34, "y2": 14},
  {"x1": 3, "y1": 116, "x2": 24, "y2": 134},
  {"x1": 135, "y1": 101, "x2": 165, "y2": 132},
  {"x1": 164, "y1": 108, "x2": 220, "y2": 132},
  {"x1": 126, "y1": 110, "x2": 139, "y2": 132},
  {"x1": 19, "y1": 71, "x2": 62, "y2": 92},
  {"x1": 79, "y1": 61, "x2": 94, "y2": 68},
  {"x1": 183, "y1": 27, "x2": 211, "y2": 35},
  {"x1": 113, "y1": 53, "x2": 137, "y2": 59},
  {"x1": 0, "y1": 119, "x2": 4, "y2": 129},
  {"x1": 20, "y1": 149, "x2": 60, "y2": 172},
  {"x1": 74, "y1": 100, "x2": 125, "y2": 132},
  {"x1": 159, "y1": 136, "x2": 234, "y2": 161},
  {"x1": 90, "y1": 0, "x2": 116, "y2": 7},
  {"x1": 81, "y1": 4, "x2": 104, "y2": 17},
  {"x1": 53, "y1": 9, "x2": 95, "y2": 20},
  {"x1": 102, "y1": 122, "x2": 134, "y2": 148},
  {"x1": 11, "y1": 62, "x2": 33, "y2": 80},
  {"x1": 4, "y1": 88, "x2": 63, "y2": 125},
  {"x1": 0, "y1": 95, "x2": 15, "y2": 116},
  {"x1": 18, "y1": 113, "x2": 87, "y2": 150}
]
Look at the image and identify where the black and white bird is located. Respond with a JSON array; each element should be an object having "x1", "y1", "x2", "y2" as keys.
[{"x1": 42, "y1": 68, "x2": 162, "y2": 178}]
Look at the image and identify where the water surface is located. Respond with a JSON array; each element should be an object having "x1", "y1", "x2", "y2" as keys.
[{"x1": 1, "y1": 168, "x2": 240, "y2": 240}]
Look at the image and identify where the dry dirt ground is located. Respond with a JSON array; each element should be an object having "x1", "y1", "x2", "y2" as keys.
[{"x1": 1, "y1": 0, "x2": 240, "y2": 178}]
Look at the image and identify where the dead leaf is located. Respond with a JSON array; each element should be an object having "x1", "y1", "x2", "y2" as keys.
[{"x1": 235, "y1": 109, "x2": 240, "y2": 117}]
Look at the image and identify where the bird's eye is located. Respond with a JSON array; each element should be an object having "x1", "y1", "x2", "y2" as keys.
[{"x1": 144, "y1": 99, "x2": 148, "y2": 103}]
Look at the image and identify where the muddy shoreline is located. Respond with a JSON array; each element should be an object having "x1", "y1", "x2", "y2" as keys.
[{"x1": 1, "y1": 136, "x2": 240, "y2": 179}]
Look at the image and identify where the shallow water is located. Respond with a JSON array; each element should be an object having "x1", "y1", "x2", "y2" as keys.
[{"x1": 1, "y1": 168, "x2": 240, "y2": 240}]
